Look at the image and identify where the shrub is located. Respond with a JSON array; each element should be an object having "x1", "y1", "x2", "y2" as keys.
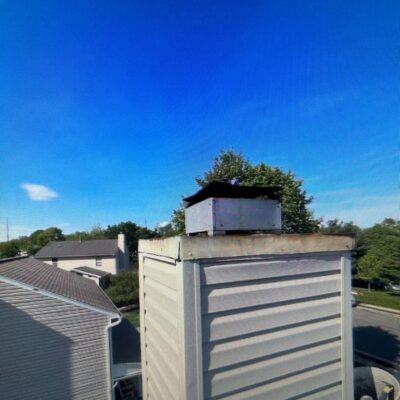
[{"x1": 105, "y1": 271, "x2": 138, "y2": 307}]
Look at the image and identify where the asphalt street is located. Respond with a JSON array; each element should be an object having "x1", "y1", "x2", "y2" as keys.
[{"x1": 353, "y1": 307, "x2": 400, "y2": 367}]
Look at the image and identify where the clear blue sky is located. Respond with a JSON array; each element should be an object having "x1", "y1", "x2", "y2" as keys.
[{"x1": 0, "y1": 0, "x2": 398, "y2": 240}]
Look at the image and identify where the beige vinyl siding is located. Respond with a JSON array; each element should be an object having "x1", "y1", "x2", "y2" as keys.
[
  {"x1": 0, "y1": 280, "x2": 111, "y2": 400},
  {"x1": 41, "y1": 256, "x2": 117, "y2": 274},
  {"x1": 140, "y1": 256, "x2": 180, "y2": 400}
]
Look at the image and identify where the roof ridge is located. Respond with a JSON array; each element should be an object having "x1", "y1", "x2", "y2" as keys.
[{"x1": 0, "y1": 255, "x2": 29, "y2": 264}]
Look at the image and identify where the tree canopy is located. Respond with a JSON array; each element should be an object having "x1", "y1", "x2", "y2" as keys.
[
  {"x1": 172, "y1": 149, "x2": 320, "y2": 234},
  {"x1": 0, "y1": 240, "x2": 20, "y2": 258},
  {"x1": 104, "y1": 221, "x2": 156, "y2": 262},
  {"x1": 357, "y1": 253, "x2": 383, "y2": 291},
  {"x1": 105, "y1": 271, "x2": 138, "y2": 307},
  {"x1": 360, "y1": 219, "x2": 400, "y2": 284}
]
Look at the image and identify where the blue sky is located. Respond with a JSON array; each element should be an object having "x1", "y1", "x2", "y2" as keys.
[{"x1": 0, "y1": 0, "x2": 398, "y2": 240}]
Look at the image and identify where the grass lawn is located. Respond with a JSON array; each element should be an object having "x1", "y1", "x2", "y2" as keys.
[
  {"x1": 122, "y1": 309, "x2": 140, "y2": 328},
  {"x1": 354, "y1": 287, "x2": 400, "y2": 311}
]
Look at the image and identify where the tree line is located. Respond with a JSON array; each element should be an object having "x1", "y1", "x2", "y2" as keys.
[{"x1": 1, "y1": 150, "x2": 398, "y2": 289}]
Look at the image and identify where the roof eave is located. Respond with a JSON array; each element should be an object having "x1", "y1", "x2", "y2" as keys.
[
  {"x1": 35, "y1": 253, "x2": 116, "y2": 259},
  {"x1": 0, "y1": 275, "x2": 120, "y2": 318}
]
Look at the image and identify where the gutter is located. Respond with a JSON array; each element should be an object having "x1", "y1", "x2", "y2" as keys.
[{"x1": 106, "y1": 314, "x2": 122, "y2": 400}]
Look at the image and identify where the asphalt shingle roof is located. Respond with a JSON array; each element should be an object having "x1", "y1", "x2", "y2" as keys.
[
  {"x1": 35, "y1": 239, "x2": 118, "y2": 258},
  {"x1": 0, "y1": 257, "x2": 119, "y2": 316},
  {"x1": 72, "y1": 266, "x2": 111, "y2": 278}
]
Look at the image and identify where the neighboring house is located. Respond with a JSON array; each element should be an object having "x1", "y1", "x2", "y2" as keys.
[
  {"x1": 0, "y1": 256, "x2": 139, "y2": 400},
  {"x1": 35, "y1": 233, "x2": 130, "y2": 275}
]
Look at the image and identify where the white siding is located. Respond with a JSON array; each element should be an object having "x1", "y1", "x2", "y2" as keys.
[
  {"x1": 0, "y1": 281, "x2": 111, "y2": 400},
  {"x1": 139, "y1": 235, "x2": 354, "y2": 400},
  {"x1": 200, "y1": 254, "x2": 345, "y2": 399}
]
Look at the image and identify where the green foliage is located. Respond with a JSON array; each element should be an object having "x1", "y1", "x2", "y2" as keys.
[
  {"x1": 27, "y1": 227, "x2": 65, "y2": 254},
  {"x1": 362, "y1": 220, "x2": 400, "y2": 284},
  {"x1": 65, "y1": 225, "x2": 107, "y2": 241},
  {"x1": 319, "y1": 219, "x2": 361, "y2": 235},
  {"x1": 173, "y1": 149, "x2": 320, "y2": 234},
  {"x1": 195, "y1": 150, "x2": 252, "y2": 187},
  {"x1": 104, "y1": 221, "x2": 157, "y2": 262},
  {"x1": 36, "y1": 227, "x2": 64, "y2": 247},
  {"x1": 171, "y1": 209, "x2": 185, "y2": 235},
  {"x1": 319, "y1": 219, "x2": 365, "y2": 268},
  {"x1": 0, "y1": 240, "x2": 20, "y2": 258},
  {"x1": 155, "y1": 223, "x2": 177, "y2": 237},
  {"x1": 357, "y1": 253, "x2": 382, "y2": 290},
  {"x1": 106, "y1": 271, "x2": 139, "y2": 307}
]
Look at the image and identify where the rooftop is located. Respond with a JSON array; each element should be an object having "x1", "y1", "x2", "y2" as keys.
[
  {"x1": 0, "y1": 256, "x2": 119, "y2": 316},
  {"x1": 183, "y1": 181, "x2": 282, "y2": 207},
  {"x1": 72, "y1": 266, "x2": 111, "y2": 278},
  {"x1": 35, "y1": 239, "x2": 118, "y2": 258}
]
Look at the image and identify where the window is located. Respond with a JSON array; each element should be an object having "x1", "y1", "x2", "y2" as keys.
[
  {"x1": 52, "y1": 258, "x2": 58, "y2": 267},
  {"x1": 96, "y1": 257, "x2": 102, "y2": 267}
]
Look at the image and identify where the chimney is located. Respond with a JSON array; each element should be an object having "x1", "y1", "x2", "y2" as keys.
[
  {"x1": 117, "y1": 233, "x2": 129, "y2": 270},
  {"x1": 184, "y1": 181, "x2": 282, "y2": 236}
]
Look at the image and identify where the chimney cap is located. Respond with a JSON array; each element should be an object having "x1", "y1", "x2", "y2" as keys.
[{"x1": 183, "y1": 181, "x2": 281, "y2": 208}]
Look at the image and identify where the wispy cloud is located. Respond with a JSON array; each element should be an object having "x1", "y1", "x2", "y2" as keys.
[{"x1": 21, "y1": 183, "x2": 58, "y2": 201}]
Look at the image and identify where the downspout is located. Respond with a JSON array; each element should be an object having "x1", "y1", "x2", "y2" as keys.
[{"x1": 106, "y1": 314, "x2": 122, "y2": 400}]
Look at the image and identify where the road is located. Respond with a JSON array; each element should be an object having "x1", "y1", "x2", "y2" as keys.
[{"x1": 353, "y1": 307, "x2": 400, "y2": 367}]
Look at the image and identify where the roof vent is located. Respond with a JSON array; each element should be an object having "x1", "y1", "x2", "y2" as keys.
[{"x1": 184, "y1": 181, "x2": 282, "y2": 236}]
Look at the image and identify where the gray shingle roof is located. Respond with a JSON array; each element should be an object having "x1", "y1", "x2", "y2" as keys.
[
  {"x1": 72, "y1": 266, "x2": 111, "y2": 278},
  {"x1": 0, "y1": 257, "x2": 119, "y2": 316},
  {"x1": 35, "y1": 239, "x2": 118, "y2": 258}
]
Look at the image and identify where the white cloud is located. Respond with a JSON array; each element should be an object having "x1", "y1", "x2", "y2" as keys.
[
  {"x1": 157, "y1": 221, "x2": 170, "y2": 228},
  {"x1": 21, "y1": 183, "x2": 58, "y2": 201}
]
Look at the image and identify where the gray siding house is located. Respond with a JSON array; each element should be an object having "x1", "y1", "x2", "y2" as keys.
[{"x1": 0, "y1": 256, "x2": 123, "y2": 400}]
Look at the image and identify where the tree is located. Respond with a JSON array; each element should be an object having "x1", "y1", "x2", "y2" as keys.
[
  {"x1": 319, "y1": 219, "x2": 365, "y2": 269},
  {"x1": 31, "y1": 226, "x2": 65, "y2": 248},
  {"x1": 155, "y1": 223, "x2": 176, "y2": 237},
  {"x1": 65, "y1": 225, "x2": 107, "y2": 241},
  {"x1": 361, "y1": 220, "x2": 400, "y2": 284},
  {"x1": 0, "y1": 240, "x2": 20, "y2": 258},
  {"x1": 357, "y1": 253, "x2": 382, "y2": 291},
  {"x1": 104, "y1": 221, "x2": 156, "y2": 264},
  {"x1": 28, "y1": 227, "x2": 65, "y2": 254},
  {"x1": 172, "y1": 149, "x2": 320, "y2": 233},
  {"x1": 105, "y1": 271, "x2": 139, "y2": 307}
]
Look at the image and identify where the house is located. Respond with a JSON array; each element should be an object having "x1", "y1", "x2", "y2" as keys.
[
  {"x1": 35, "y1": 233, "x2": 130, "y2": 275},
  {"x1": 0, "y1": 256, "x2": 140, "y2": 400}
]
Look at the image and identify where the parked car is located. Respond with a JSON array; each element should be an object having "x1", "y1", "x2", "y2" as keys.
[
  {"x1": 352, "y1": 278, "x2": 386, "y2": 290},
  {"x1": 352, "y1": 294, "x2": 358, "y2": 307},
  {"x1": 386, "y1": 282, "x2": 400, "y2": 291}
]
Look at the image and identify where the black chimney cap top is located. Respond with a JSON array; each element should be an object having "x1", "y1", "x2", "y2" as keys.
[{"x1": 183, "y1": 181, "x2": 282, "y2": 207}]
